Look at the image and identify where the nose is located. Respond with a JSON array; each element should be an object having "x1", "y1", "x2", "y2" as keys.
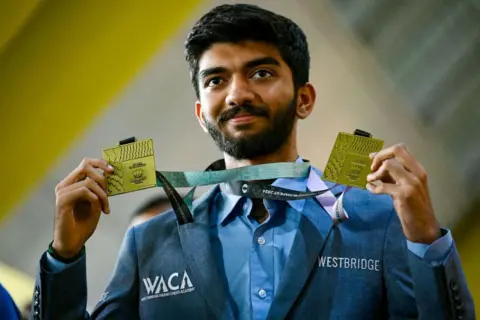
[{"x1": 225, "y1": 75, "x2": 255, "y2": 107}]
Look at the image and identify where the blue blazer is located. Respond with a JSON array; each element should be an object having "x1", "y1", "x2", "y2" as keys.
[
  {"x1": 0, "y1": 283, "x2": 21, "y2": 320},
  {"x1": 32, "y1": 186, "x2": 475, "y2": 319}
]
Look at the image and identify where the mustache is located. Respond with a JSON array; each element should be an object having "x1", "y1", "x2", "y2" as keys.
[{"x1": 218, "y1": 104, "x2": 269, "y2": 122}]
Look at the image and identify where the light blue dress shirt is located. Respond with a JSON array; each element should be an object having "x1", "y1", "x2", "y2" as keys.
[{"x1": 46, "y1": 158, "x2": 454, "y2": 319}]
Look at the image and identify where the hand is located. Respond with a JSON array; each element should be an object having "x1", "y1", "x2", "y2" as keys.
[
  {"x1": 53, "y1": 158, "x2": 114, "y2": 258},
  {"x1": 366, "y1": 144, "x2": 441, "y2": 244}
]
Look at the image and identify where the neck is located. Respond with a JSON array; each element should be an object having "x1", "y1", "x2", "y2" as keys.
[{"x1": 223, "y1": 135, "x2": 298, "y2": 169}]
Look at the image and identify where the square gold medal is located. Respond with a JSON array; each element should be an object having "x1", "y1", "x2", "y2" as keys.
[
  {"x1": 101, "y1": 139, "x2": 157, "y2": 196},
  {"x1": 322, "y1": 132, "x2": 384, "y2": 189}
]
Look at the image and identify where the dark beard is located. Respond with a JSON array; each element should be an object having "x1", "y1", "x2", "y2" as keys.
[{"x1": 204, "y1": 96, "x2": 297, "y2": 160}]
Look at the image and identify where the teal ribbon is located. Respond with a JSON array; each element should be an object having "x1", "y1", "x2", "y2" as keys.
[{"x1": 155, "y1": 162, "x2": 312, "y2": 211}]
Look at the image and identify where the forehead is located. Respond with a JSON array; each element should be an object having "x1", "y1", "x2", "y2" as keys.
[{"x1": 198, "y1": 41, "x2": 286, "y2": 71}]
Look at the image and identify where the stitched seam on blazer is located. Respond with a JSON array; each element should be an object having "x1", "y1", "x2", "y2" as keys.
[
  {"x1": 132, "y1": 225, "x2": 140, "y2": 304},
  {"x1": 381, "y1": 205, "x2": 396, "y2": 267}
]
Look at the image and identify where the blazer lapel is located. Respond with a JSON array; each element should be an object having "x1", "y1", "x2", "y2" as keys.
[
  {"x1": 266, "y1": 199, "x2": 334, "y2": 320},
  {"x1": 177, "y1": 186, "x2": 234, "y2": 320}
]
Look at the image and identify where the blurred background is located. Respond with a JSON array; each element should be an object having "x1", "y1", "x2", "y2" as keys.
[{"x1": 0, "y1": 0, "x2": 478, "y2": 316}]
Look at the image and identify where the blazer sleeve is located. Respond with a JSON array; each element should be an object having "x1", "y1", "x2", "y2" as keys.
[
  {"x1": 383, "y1": 209, "x2": 475, "y2": 320},
  {"x1": 32, "y1": 227, "x2": 140, "y2": 320}
]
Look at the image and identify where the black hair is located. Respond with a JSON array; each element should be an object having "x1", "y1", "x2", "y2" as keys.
[
  {"x1": 184, "y1": 4, "x2": 310, "y2": 98},
  {"x1": 131, "y1": 196, "x2": 171, "y2": 219}
]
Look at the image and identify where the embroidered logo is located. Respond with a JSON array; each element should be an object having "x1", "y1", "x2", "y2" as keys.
[{"x1": 141, "y1": 270, "x2": 195, "y2": 301}]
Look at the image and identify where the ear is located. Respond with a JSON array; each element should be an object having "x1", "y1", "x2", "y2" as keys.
[
  {"x1": 296, "y1": 83, "x2": 316, "y2": 120},
  {"x1": 195, "y1": 101, "x2": 208, "y2": 133}
]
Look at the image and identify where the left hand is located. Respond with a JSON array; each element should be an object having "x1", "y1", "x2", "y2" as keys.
[{"x1": 366, "y1": 143, "x2": 441, "y2": 244}]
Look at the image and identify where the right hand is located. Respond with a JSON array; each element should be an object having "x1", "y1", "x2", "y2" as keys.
[{"x1": 52, "y1": 158, "x2": 115, "y2": 259}]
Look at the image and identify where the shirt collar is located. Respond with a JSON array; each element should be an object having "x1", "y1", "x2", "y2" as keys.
[
  {"x1": 214, "y1": 156, "x2": 314, "y2": 226},
  {"x1": 215, "y1": 183, "x2": 243, "y2": 226}
]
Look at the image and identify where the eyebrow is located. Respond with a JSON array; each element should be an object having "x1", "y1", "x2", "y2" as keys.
[
  {"x1": 198, "y1": 56, "x2": 281, "y2": 81},
  {"x1": 198, "y1": 66, "x2": 227, "y2": 80},
  {"x1": 245, "y1": 57, "x2": 280, "y2": 69}
]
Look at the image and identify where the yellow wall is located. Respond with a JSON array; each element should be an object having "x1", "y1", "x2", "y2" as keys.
[
  {"x1": 0, "y1": 0, "x2": 39, "y2": 52},
  {"x1": 0, "y1": 0, "x2": 204, "y2": 223},
  {"x1": 0, "y1": 262, "x2": 35, "y2": 308}
]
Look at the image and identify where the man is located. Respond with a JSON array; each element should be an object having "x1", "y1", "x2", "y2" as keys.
[
  {"x1": 129, "y1": 195, "x2": 172, "y2": 228},
  {"x1": 32, "y1": 4, "x2": 474, "y2": 320}
]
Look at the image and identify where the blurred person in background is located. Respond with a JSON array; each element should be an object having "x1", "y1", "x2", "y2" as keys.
[
  {"x1": 30, "y1": 3, "x2": 474, "y2": 320},
  {"x1": 129, "y1": 195, "x2": 172, "y2": 228}
]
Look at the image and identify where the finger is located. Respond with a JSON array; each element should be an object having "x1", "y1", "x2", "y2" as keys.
[
  {"x1": 370, "y1": 144, "x2": 411, "y2": 172},
  {"x1": 366, "y1": 162, "x2": 396, "y2": 184},
  {"x1": 367, "y1": 159, "x2": 413, "y2": 185},
  {"x1": 58, "y1": 178, "x2": 110, "y2": 214},
  {"x1": 371, "y1": 144, "x2": 427, "y2": 181},
  {"x1": 57, "y1": 158, "x2": 114, "y2": 190},
  {"x1": 366, "y1": 181, "x2": 399, "y2": 195},
  {"x1": 84, "y1": 178, "x2": 110, "y2": 214},
  {"x1": 57, "y1": 165, "x2": 107, "y2": 193},
  {"x1": 87, "y1": 166, "x2": 108, "y2": 191},
  {"x1": 57, "y1": 185, "x2": 102, "y2": 215}
]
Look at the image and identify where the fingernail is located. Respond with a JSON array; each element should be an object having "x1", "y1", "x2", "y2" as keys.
[
  {"x1": 367, "y1": 174, "x2": 373, "y2": 181},
  {"x1": 108, "y1": 165, "x2": 114, "y2": 170},
  {"x1": 366, "y1": 183, "x2": 373, "y2": 191},
  {"x1": 369, "y1": 152, "x2": 377, "y2": 159}
]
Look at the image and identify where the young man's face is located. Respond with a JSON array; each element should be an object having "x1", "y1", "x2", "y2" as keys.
[{"x1": 195, "y1": 41, "x2": 304, "y2": 159}]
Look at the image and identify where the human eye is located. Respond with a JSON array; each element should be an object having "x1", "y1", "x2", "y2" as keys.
[
  {"x1": 251, "y1": 69, "x2": 273, "y2": 79},
  {"x1": 205, "y1": 77, "x2": 225, "y2": 88}
]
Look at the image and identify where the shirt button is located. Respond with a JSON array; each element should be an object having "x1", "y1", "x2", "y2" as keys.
[
  {"x1": 258, "y1": 289, "x2": 267, "y2": 299},
  {"x1": 257, "y1": 237, "x2": 266, "y2": 245},
  {"x1": 243, "y1": 202, "x2": 249, "y2": 211}
]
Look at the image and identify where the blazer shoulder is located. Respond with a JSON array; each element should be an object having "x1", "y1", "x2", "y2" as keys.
[{"x1": 133, "y1": 209, "x2": 177, "y2": 238}]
